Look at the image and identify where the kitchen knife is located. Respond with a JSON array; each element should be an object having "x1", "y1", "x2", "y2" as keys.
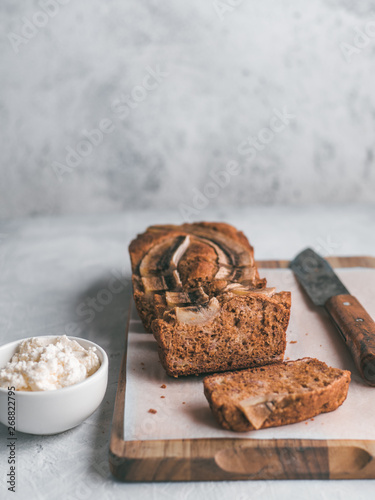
[{"x1": 289, "y1": 248, "x2": 375, "y2": 386}]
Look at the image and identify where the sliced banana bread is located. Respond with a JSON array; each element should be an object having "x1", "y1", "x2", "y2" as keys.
[
  {"x1": 203, "y1": 357, "x2": 351, "y2": 431},
  {"x1": 129, "y1": 222, "x2": 291, "y2": 377}
]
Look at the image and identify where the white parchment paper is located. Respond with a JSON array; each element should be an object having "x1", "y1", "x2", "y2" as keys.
[{"x1": 124, "y1": 268, "x2": 375, "y2": 441}]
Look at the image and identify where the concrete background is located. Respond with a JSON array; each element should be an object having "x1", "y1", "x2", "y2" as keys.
[{"x1": 1, "y1": 0, "x2": 375, "y2": 219}]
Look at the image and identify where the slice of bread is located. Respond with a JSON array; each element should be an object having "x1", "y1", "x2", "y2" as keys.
[{"x1": 203, "y1": 357, "x2": 351, "y2": 431}]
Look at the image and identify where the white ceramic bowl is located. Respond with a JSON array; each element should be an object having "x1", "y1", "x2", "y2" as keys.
[{"x1": 0, "y1": 336, "x2": 108, "y2": 435}]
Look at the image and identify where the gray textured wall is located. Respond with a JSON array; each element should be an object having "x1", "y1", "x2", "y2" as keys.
[{"x1": 1, "y1": 0, "x2": 375, "y2": 219}]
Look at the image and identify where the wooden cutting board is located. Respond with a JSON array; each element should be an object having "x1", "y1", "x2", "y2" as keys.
[{"x1": 109, "y1": 256, "x2": 375, "y2": 481}]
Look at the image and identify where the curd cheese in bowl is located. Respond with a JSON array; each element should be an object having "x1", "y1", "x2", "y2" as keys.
[
  {"x1": 0, "y1": 335, "x2": 101, "y2": 391},
  {"x1": 0, "y1": 336, "x2": 108, "y2": 434}
]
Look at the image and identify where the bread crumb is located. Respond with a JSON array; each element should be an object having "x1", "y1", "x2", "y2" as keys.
[
  {"x1": 289, "y1": 341, "x2": 297, "y2": 344},
  {"x1": 310, "y1": 418, "x2": 314, "y2": 421},
  {"x1": 140, "y1": 362, "x2": 145, "y2": 366},
  {"x1": 305, "y1": 421, "x2": 308, "y2": 425},
  {"x1": 182, "y1": 402, "x2": 186, "y2": 404},
  {"x1": 160, "y1": 396, "x2": 165, "y2": 399},
  {"x1": 148, "y1": 409, "x2": 157, "y2": 414},
  {"x1": 160, "y1": 384, "x2": 166, "y2": 389}
]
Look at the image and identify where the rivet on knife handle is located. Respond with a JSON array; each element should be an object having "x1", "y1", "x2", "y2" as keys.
[{"x1": 325, "y1": 294, "x2": 375, "y2": 386}]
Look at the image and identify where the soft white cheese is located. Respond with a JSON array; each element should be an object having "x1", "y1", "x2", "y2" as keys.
[{"x1": 0, "y1": 336, "x2": 100, "y2": 391}]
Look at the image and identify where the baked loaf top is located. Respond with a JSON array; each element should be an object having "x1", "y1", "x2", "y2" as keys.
[
  {"x1": 129, "y1": 222, "x2": 275, "y2": 331},
  {"x1": 203, "y1": 357, "x2": 351, "y2": 431},
  {"x1": 129, "y1": 222, "x2": 262, "y2": 285}
]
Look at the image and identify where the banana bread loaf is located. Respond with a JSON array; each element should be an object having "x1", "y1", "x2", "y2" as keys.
[
  {"x1": 203, "y1": 357, "x2": 351, "y2": 431},
  {"x1": 129, "y1": 222, "x2": 291, "y2": 377}
]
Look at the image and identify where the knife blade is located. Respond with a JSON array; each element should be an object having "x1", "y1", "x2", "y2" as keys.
[{"x1": 290, "y1": 248, "x2": 375, "y2": 386}]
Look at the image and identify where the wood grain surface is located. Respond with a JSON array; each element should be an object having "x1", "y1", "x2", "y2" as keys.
[
  {"x1": 325, "y1": 294, "x2": 375, "y2": 386},
  {"x1": 109, "y1": 256, "x2": 375, "y2": 482}
]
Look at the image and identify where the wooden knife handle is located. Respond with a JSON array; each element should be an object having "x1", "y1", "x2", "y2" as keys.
[{"x1": 325, "y1": 294, "x2": 375, "y2": 386}]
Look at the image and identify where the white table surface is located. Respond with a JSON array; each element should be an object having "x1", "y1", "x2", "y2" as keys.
[{"x1": 0, "y1": 205, "x2": 374, "y2": 499}]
